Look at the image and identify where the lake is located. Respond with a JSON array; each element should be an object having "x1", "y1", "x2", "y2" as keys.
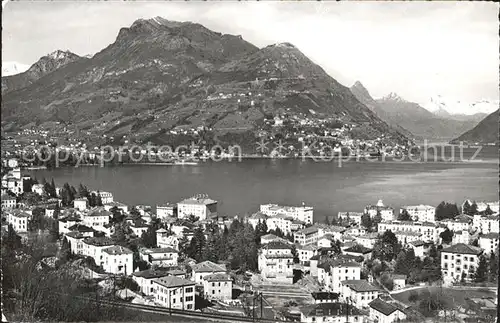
[{"x1": 30, "y1": 146, "x2": 498, "y2": 222}]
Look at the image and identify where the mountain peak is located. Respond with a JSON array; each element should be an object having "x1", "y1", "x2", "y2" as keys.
[
  {"x1": 46, "y1": 50, "x2": 78, "y2": 61},
  {"x1": 383, "y1": 92, "x2": 405, "y2": 102}
]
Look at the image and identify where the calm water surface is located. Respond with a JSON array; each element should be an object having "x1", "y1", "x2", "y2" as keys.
[{"x1": 31, "y1": 147, "x2": 498, "y2": 221}]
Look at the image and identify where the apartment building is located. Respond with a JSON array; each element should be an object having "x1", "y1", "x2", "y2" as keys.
[
  {"x1": 341, "y1": 280, "x2": 382, "y2": 308},
  {"x1": 364, "y1": 200, "x2": 394, "y2": 222},
  {"x1": 479, "y1": 233, "x2": 499, "y2": 255},
  {"x1": 441, "y1": 243, "x2": 483, "y2": 285},
  {"x1": 258, "y1": 241, "x2": 294, "y2": 284},
  {"x1": 140, "y1": 247, "x2": 179, "y2": 267},
  {"x1": 152, "y1": 276, "x2": 196, "y2": 310},
  {"x1": 1, "y1": 194, "x2": 16, "y2": 209},
  {"x1": 400, "y1": 205, "x2": 436, "y2": 222},
  {"x1": 103, "y1": 245, "x2": 133, "y2": 276},
  {"x1": 91, "y1": 191, "x2": 114, "y2": 204},
  {"x1": 202, "y1": 273, "x2": 232, "y2": 301},
  {"x1": 7, "y1": 210, "x2": 29, "y2": 233},
  {"x1": 378, "y1": 221, "x2": 444, "y2": 244},
  {"x1": 260, "y1": 203, "x2": 313, "y2": 225},
  {"x1": 191, "y1": 260, "x2": 227, "y2": 285},
  {"x1": 177, "y1": 195, "x2": 217, "y2": 220},
  {"x1": 317, "y1": 259, "x2": 361, "y2": 293}
]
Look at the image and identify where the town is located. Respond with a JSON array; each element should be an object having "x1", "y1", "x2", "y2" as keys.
[{"x1": 1, "y1": 158, "x2": 498, "y2": 322}]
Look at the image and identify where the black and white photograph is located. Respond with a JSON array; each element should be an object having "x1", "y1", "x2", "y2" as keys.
[{"x1": 1, "y1": 1, "x2": 498, "y2": 322}]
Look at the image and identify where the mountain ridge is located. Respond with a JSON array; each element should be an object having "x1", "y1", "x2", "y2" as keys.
[{"x1": 450, "y1": 109, "x2": 499, "y2": 145}]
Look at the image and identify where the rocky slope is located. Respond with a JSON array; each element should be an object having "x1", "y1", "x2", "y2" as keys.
[
  {"x1": 2, "y1": 50, "x2": 84, "y2": 94},
  {"x1": 374, "y1": 93, "x2": 480, "y2": 141},
  {"x1": 450, "y1": 109, "x2": 499, "y2": 145},
  {"x1": 350, "y1": 81, "x2": 413, "y2": 138},
  {"x1": 1, "y1": 17, "x2": 408, "y2": 148}
]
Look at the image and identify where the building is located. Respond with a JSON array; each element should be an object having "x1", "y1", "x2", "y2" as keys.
[
  {"x1": 152, "y1": 276, "x2": 195, "y2": 310},
  {"x1": 462, "y1": 200, "x2": 499, "y2": 214},
  {"x1": 81, "y1": 237, "x2": 115, "y2": 267},
  {"x1": 474, "y1": 215, "x2": 499, "y2": 235},
  {"x1": 132, "y1": 269, "x2": 172, "y2": 296},
  {"x1": 156, "y1": 203, "x2": 176, "y2": 219},
  {"x1": 441, "y1": 243, "x2": 483, "y2": 285},
  {"x1": 368, "y1": 298, "x2": 407, "y2": 323},
  {"x1": 260, "y1": 203, "x2": 313, "y2": 225},
  {"x1": 130, "y1": 220, "x2": 149, "y2": 237},
  {"x1": 378, "y1": 221, "x2": 443, "y2": 244},
  {"x1": 408, "y1": 240, "x2": 431, "y2": 259},
  {"x1": 439, "y1": 216, "x2": 472, "y2": 233},
  {"x1": 400, "y1": 205, "x2": 436, "y2": 222},
  {"x1": 202, "y1": 273, "x2": 232, "y2": 301},
  {"x1": 260, "y1": 233, "x2": 291, "y2": 245},
  {"x1": 73, "y1": 198, "x2": 88, "y2": 211},
  {"x1": 338, "y1": 212, "x2": 363, "y2": 225},
  {"x1": 294, "y1": 225, "x2": 320, "y2": 245},
  {"x1": 177, "y1": 195, "x2": 217, "y2": 220},
  {"x1": 1, "y1": 194, "x2": 16, "y2": 209},
  {"x1": 191, "y1": 260, "x2": 227, "y2": 285},
  {"x1": 104, "y1": 201, "x2": 128, "y2": 213},
  {"x1": 343, "y1": 245, "x2": 372, "y2": 261},
  {"x1": 341, "y1": 280, "x2": 382, "y2": 308},
  {"x1": 478, "y1": 233, "x2": 499, "y2": 255},
  {"x1": 258, "y1": 241, "x2": 294, "y2": 284},
  {"x1": 452, "y1": 230, "x2": 470, "y2": 245},
  {"x1": 91, "y1": 191, "x2": 114, "y2": 204},
  {"x1": 58, "y1": 216, "x2": 83, "y2": 235},
  {"x1": 392, "y1": 275, "x2": 406, "y2": 290},
  {"x1": 31, "y1": 184, "x2": 45, "y2": 196},
  {"x1": 140, "y1": 247, "x2": 179, "y2": 267},
  {"x1": 364, "y1": 200, "x2": 394, "y2": 222},
  {"x1": 7, "y1": 210, "x2": 29, "y2": 233},
  {"x1": 317, "y1": 234, "x2": 335, "y2": 248},
  {"x1": 394, "y1": 231, "x2": 423, "y2": 246},
  {"x1": 297, "y1": 244, "x2": 317, "y2": 265},
  {"x1": 354, "y1": 233, "x2": 379, "y2": 249},
  {"x1": 311, "y1": 292, "x2": 340, "y2": 304},
  {"x1": 82, "y1": 208, "x2": 111, "y2": 231},
  {"x1": 156, "y1": 229, "x2": 180, "y2": 250},
  {"x1": 318, "y1": 259, "x2": 361, "y2": 293},
  {"x1": 300, "y1": 302, "x2": 366, "y2": 323},
  {"x1": 102, "y1": 245, "x2": 133, "y2": 276},
  {"x1": 248, "y1": 212, "x2": 293, "y2": 236}
]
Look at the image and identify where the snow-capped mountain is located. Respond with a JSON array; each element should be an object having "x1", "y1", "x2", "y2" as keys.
[
  {"x1": 2, "y1": 61, "x2": 30, "y2": 76},
  {"x1": 423, "y1": 95, "x2": 499, "y2": 116}
]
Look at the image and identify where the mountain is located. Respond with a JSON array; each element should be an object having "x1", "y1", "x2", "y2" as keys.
[
  {"x1": 2, "y1": 62, "x2": 30, "y2": 76},
  {"x1": 374, "y1": 93, "x2": 481, "y2": 141},
  {"x1": 450, "y1": 109, "x2": 499, "y2": 145},
  {"x1": 423, "y1": 95, "x2": 494, "y2": 123},
  {"x1": 1, "y1": 17, "x2": 408, "y2": 148},
  {"x1": 2, "y1": 50, "x2": 83, "y2": 94},
  {"x1": 350, "y1": 81, "x2": 413, "y2": 138}
]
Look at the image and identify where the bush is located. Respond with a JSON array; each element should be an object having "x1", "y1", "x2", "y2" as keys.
[{"x1": 380, "y1": 273, "x2": 394, "y2": 290}]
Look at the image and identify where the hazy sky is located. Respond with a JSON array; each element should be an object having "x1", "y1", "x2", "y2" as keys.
[{"x1": 3, "y1": 1, "x2": 499, "y2": 106}]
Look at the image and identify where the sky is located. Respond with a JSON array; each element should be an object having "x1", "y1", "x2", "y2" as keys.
[{"x1": 2, "y1": 1, "x2": 499, "y2": 109}]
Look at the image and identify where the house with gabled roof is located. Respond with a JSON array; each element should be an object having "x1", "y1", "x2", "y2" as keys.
[
  {"x1": 369, "y1": 298, "x2": 407, "y2": 323},
  {"x1": 191, "y1": 260, "x2": 226, "y2": 285},
  {"x1": 258, "y1": 240, "x2": 294, "y2": 284},
  {"x1": 202, "y1": 273, "x2": 232, "y2": 301},
  {"x1": 341, "y1": 279, "x2": 383, "y2": 308},
  {"x1": 300, "y1": 302, "x2": 366, "y2": 323},
  {"x1": 152, "y1": 276, "x2": 195, "y2": 310},
  {"x1": 140, "y1": 247, "x2": 179, "y2": 267},
  {"x1": 441, "y1": 243, "x2": 483, "y2": 285}
]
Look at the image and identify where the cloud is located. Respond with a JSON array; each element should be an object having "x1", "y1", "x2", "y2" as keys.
[{"x1": 2, "y1": 1, "x2": 498, "y2": 107}]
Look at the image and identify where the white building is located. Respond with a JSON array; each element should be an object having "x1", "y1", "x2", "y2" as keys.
[
  {"x1": 81, "y1": 237, "x2": 115, "y2": 267},
  {"x1": 400, "y1": 205, "x2": 436, "y2": 222},
  {"x1": 368, "y1": 298, "x2": 407, "y2": 323},
  {"x1": 132, "y1": 269, "x2": 172, "y2": 296},
  {"x1": 104, "y1": 201, "x2": 128, "y2": 214},
  {"x1": 191, "y1": 261, "x2": 227, "y2": 285},
  {"x1": 462, "y1": 200, "x2": 499, "y2": 214},
  {"x1": 91, "y1": 191, "x2": 114, "y2": 204},
  {"x1": 82, "y1": 208, "x2": 111, "y2": 232},
  {"x1": 300, "y1": 303, "x2": 366, "y2": 323},
  {"x1": 130, "y1": 221, "x2": 149, "y2": 237},
  {"x1": 364, "y1": 200, "x2": 394, "y2": 221},
  {"x1": 394, "y1": 231, "x2": 423, "y2": 246},
  {"x1": 248, "y1": 212, "x2": 293, "y2": 236},
  {"x1": 338, "y1": 212, "x2": 363, "y2": 225},
  {"x1": 260, "y1": 203, "x2": 313, "y2": 225},
  {"x1": 297, "y1": 244, "x2": 317, "y2": 265},
  {"x1": 378, "y1": 221, "x2": 443, "y2": 244},
  {"x1": 152, "y1": 276, "x2": 196, "y2": 310},
  {"x1": 441, "y1": 243, "x2": 483, "y2": 285},
  {"x1": 479, "y1": 233, "x2": 499, "y2": 256},
  {"x1": 7, "y1": 210, "x2": 29, "y2": 233},
  {"x1": 202, "y1": 273, "x2": 232, "y2": 301},
  {"x1": 1, "y1": 194, "x2": 16, "y2": 209},
  {"x1": 156, "y1": 229, "x2": 180, "y2": 250},
  {"x1": 73, "y1": 198, "x2": 88, "y2": 211},
  {"x1": 341, "y1": 280, "x2": 382, "y2": 308},
  {"x1": 58, "y1": 216, "x2": 83, "y2": 235},
  {"x1": 294, "y1": 225, "x2": 320, "y2": 245},
  {"x1": 177, "y1": 195, "x2": 217, "y2": 221},
  {"x1": 474, "y1": 215, "x2": 499, "y2": 235},
  {"x1": 140, "y1": 247, "x2": 179, "y2": 267},
  {"x1": 318, "y1": 259, "x2": 361, "y2": 293},
  {"x1": 31, "y1": 184, "x2": 45, "y2": 196},
  {"x1": 258, "y1": 241, "x2": 294, "y2": 284},
  {"x1": 102, "y1": 245, "x2": 133, "y2": 276},
  {"x1": 354, "y1": 233, "x2": 379, "y2": 249},
  {"x1": 408, "y1": 240, "x2": 431, "y2": 259},
  {"x1": 452, "y1": 230, "x2": 470, "y2": 245},
  {"x1": 156, "y1": 203, "x2": 176, "y2": 220},
  {"x1": 439, "y1": 216, "x2": 472, "y2": 233}
]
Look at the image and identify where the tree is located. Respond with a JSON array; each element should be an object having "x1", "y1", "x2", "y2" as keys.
[
  {"x1": 95, "y1": 191, "x2": 103, "y2": 207},
  {"x1": 398, "y1": 209, "x2": 412, "y2": 221},
  {"x1": 187, "y1": 226, "x2": 206, "y2": 262},
  {"x1": 380, "y1": 273, "x2": 394, "y2": 290},
  {"x1": 488, "y1": 252, "x2": 498, "y2": 282},
  {"x1": 111, "y1": 223, "x2": 129, "y2": 247},
  {"x1": 462, "y1": 200, "x2": 471, "y2": 215},
  {"x1": 394, "y1": 248, "x2": 416, "y2": 276},
  {"x1": 28, "y1": 207, "x2": 47, "y2": 232},
  {"x1": 361, "y1": 214, "x2": 373, "y2": 231},
  {"x1": 324, "y1": 215, "x2": 330, "y2": 225},
  {"x1": 467, "y1": 201, "x2": 478, "y2": 216},
  {"x1": 435, "y1": 201, "x2": 460, "y2": 221},
  {"x1": 373, "y1": 211, "x2": 383, "y2": 226},
  {"x1": 59, "y1": 237, "x2": 71, "y2": 265},
  {"x1": 439, "y1": 228, "x2": 453, "y2": 244},
  {"x1": 291, "y1": 245, "x2": 299, "y2": 264},
  {"x1": 372, "y1": 230, "x2": 400, "y2": 262},
  {"x1": 474, "y1": 254, "x2": 488, "y2": 283},
  {"x1": 140, "y1": 227, "x2": 157, "y2": 248},
  {"x1": 130, "y1": 207, "x2": 141, "y2": 219},
  {"x1": 484, "y1": 205, "x2": 494, "y2": 216}
]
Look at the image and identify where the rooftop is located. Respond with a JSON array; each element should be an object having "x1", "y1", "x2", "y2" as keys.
[
  {"x1": 409, "y1": 240, "x2": 430, "y2": 247},
  {"x1": 344, "y1": 244, "x2": 372, "y2": 254},
  {"x1": 153, "y1": 276, "x2": 195, "y2": 289},
  {"x1": 68, "y1": 224, "x2": 94, "y2": 232},
  {"x1": 103, "y1": 245, "x2": 133, "y2": 255},
  {"x1": 83, "y1": 236, "x2": 114, "y2": 247},
  {"x1": 191, "y1": 260, "x2": 226, "y2": 273},
  {"x1": 311, "y1": 292, "x2": 340, "y2": 301},
  {"x1": 264, "y1": 240, "x2": 293, "y2": 250},
  {"x1": 480, "y1": 233, "x2": 499, "y2": 240},
  {"x1": 297, "y1": 225, "x2": 319, "y2": 236},
  {"x1": 203, "y1": 273, "x2": 232, "y2": 282},
  {"x1": 442, "y1": 243, "x2": 483, "y2": 255},
  {"x1": 369, "y1": 298, "x2": 403, "y2": 316},
  {"x1": 394, "y1": 231, "x2": 422, "y2": 237},
  {"x1": 179, "y1": 195, "x2": 217, "y2": 206},
  {"x1": 341, "y1": 280, "x2": 381, "y2": 292},
  {"x1": 141, "y1": 247, "x2": 178, "y2": 254},
  {"x1": 133, "y1": 269, "x2": 171, "y2": 279}
]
